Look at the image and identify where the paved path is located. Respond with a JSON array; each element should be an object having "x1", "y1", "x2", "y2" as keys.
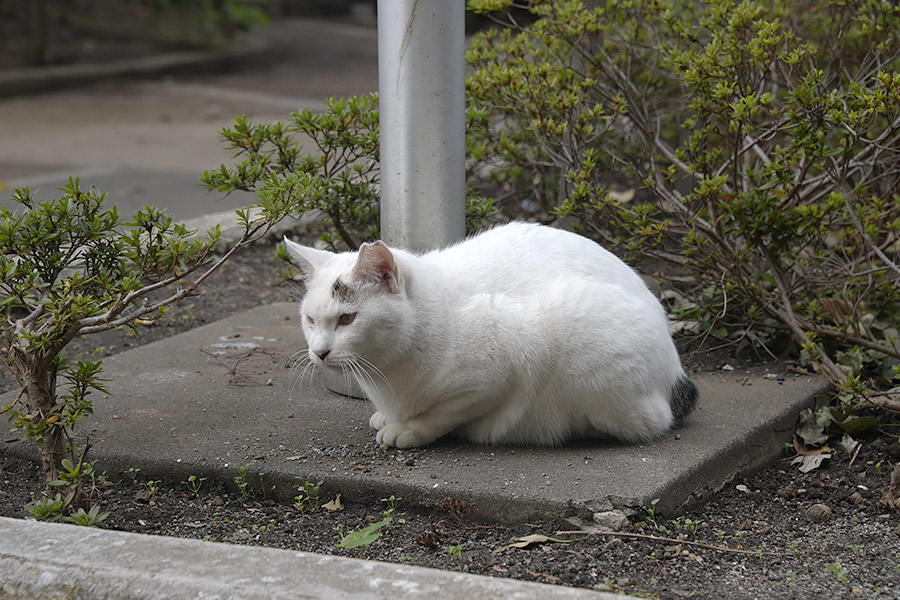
[{"x1": 0, "y1": 17, "x2": 378, "y2": 222}]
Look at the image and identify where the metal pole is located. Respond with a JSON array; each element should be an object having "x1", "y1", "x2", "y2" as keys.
[{"x1": 377, "y1": 0, "x2": 466, "y2": 252}]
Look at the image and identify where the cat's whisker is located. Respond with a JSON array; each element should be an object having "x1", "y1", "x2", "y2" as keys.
[
  {"x1": 354, "y1": 355, "x2": 393, "y2": 395},
  {"x1": 287, "y1": 351, "x2": 316, "y2": 397},
  {"x1": 285, "y1": 350, "x2": 308, "y2": 374},
  {"x1": 341, "y1": 363, "x2": 354, "y2": 393},
  {"x1": 346, "y1": 360, "x2": 371, "y2": 394},
  {"x1": 288, "y1": 347, "x2": 309, "y2": 363},
  {"x1": 282, "y1": 281, "x2": 306, "y2": 302},
  {"x1": 296, "y1": 360, "x2": 314, "y2": 383},
  {"x1": 286, "y1": 353, "x2": 307, "y2": 376},
  {"x1": 300, "y1": 365, "x2": 318, "y2": 393},
  {"x1": 287, "y1": 360, "x2": 306, "y2": 382},
  {"x1": 346, "y1": 358, "x2": 374, "y2": 392},
  {"x1": 341, "y1": 357, "x2": 363, "y2": 386}
]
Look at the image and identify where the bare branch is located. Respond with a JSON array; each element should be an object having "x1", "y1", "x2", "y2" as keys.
[
  {"x1": 77, "y1": 220, "x2": 274, "y2": 336},
  {"x1": 761, "y1": 246, "x2": 846, "y2": 384}
]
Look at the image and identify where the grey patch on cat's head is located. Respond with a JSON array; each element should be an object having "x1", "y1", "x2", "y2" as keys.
[{"x1": 331, "y1": 278, "x2": 357, "y2": 304}]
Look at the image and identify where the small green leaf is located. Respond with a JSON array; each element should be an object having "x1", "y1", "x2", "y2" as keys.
[{"x1": 337, "y1": 516, "x2": 392, "y2": 550}]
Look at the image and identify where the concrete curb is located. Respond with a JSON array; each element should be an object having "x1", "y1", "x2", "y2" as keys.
[
  {"x1": 0, "y1": 36, "x2": 271, "y2": 98},
  {"x1": 0, "y1": 517, "x2": 625, "y2": 600}
]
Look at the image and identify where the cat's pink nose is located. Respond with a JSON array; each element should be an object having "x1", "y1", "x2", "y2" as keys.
[{"x1": 314, "y1": 349, "x2": 330, "y2": 361}]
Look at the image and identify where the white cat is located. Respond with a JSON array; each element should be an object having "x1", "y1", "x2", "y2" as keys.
[{"x1": 284, "y1": 222, "x2": 696, "y2": 448}]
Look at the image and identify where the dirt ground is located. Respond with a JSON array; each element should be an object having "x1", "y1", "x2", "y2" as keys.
[{"x1": 2, "y1": 236, "x2": 900, "y2": 600}]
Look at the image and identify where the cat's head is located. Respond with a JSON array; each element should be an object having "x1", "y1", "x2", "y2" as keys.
[{"x1": 283, "y1": 237, "x2": 414, "y2": 372}]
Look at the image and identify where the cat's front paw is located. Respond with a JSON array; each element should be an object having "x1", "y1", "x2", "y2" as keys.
[
  {"x1": 376, "y1": 423, "x2": 426, "y2": 449},
  {"x1": 369, "y1": 411, "x2": 387, "y2": 431}
]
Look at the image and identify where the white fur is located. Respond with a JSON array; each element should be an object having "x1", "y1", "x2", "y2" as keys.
[{"x1": 284, "y1": 222, "x2": 689, "y2": 448}]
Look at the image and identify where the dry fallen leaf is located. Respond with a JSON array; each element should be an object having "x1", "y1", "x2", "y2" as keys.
[
  {"x1": 792, "y1": 453, "x2": 831, "y2": 473},
  {"x1": 796, "y1": 409, "x2": 828, "y2": 446},
  {"x1": 839, "y1": 434, "x2": 859, "y2": 455},
  {"x1": 323, "y1": 494, "x2": 343, "y2": 512}
]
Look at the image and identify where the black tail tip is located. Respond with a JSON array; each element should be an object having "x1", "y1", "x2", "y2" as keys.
[{"x1": 670, "y1": 375, "x2": 698, "y2": 427}]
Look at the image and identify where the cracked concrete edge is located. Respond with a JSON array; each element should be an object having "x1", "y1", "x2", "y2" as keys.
[
  {"x1": 0, "y1": 36, "x2": 272, "y2": 98},
  {"x1": 3, "y1": 441, "x2": 571, "y2": 526},
  {"x1": 0, "y1": 517, "x2": 626, "y2": 600}
]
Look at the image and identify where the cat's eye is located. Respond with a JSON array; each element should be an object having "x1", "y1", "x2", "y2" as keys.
[
  {"x1": 305, "y1": 315, "x2": 315, "y2": 327},
  {"x1": 338, "y1": 312, "x2": 357, "y2": 326}
]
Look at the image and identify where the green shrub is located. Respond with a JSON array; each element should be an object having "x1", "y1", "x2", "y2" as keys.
[
  {"x1": 204, "y1": 94, "x2": 381, "y2": 251},
  {"x1": 467, "y1": 0, "x2": 900, "y2": 405},
  {"x1": 204, "y1": 93, "x2": 500, "y2": 251},
  {"x1": 0, "y1": 178, "x2": 289, "y2": 511}
]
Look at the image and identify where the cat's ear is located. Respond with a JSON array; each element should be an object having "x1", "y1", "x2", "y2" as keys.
[
  {"x1": 282, "y1": 236, "x2": 333, "y2": 277},
  {"x1": 353, "y1": 241, "x2": 399, "y2": 293}
]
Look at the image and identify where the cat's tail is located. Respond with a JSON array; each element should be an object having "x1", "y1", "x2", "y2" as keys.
[{"x1": 669, "y1": 375, "x2": 698, "y2": 427}]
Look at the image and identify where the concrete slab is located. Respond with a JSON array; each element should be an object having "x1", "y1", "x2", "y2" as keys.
[
  {"x1": 3, "y1": 303, "x2": 830, "y2": 521},
  {"x1": 0, "y1": 517, "x2": 621, "y2": 600}
]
